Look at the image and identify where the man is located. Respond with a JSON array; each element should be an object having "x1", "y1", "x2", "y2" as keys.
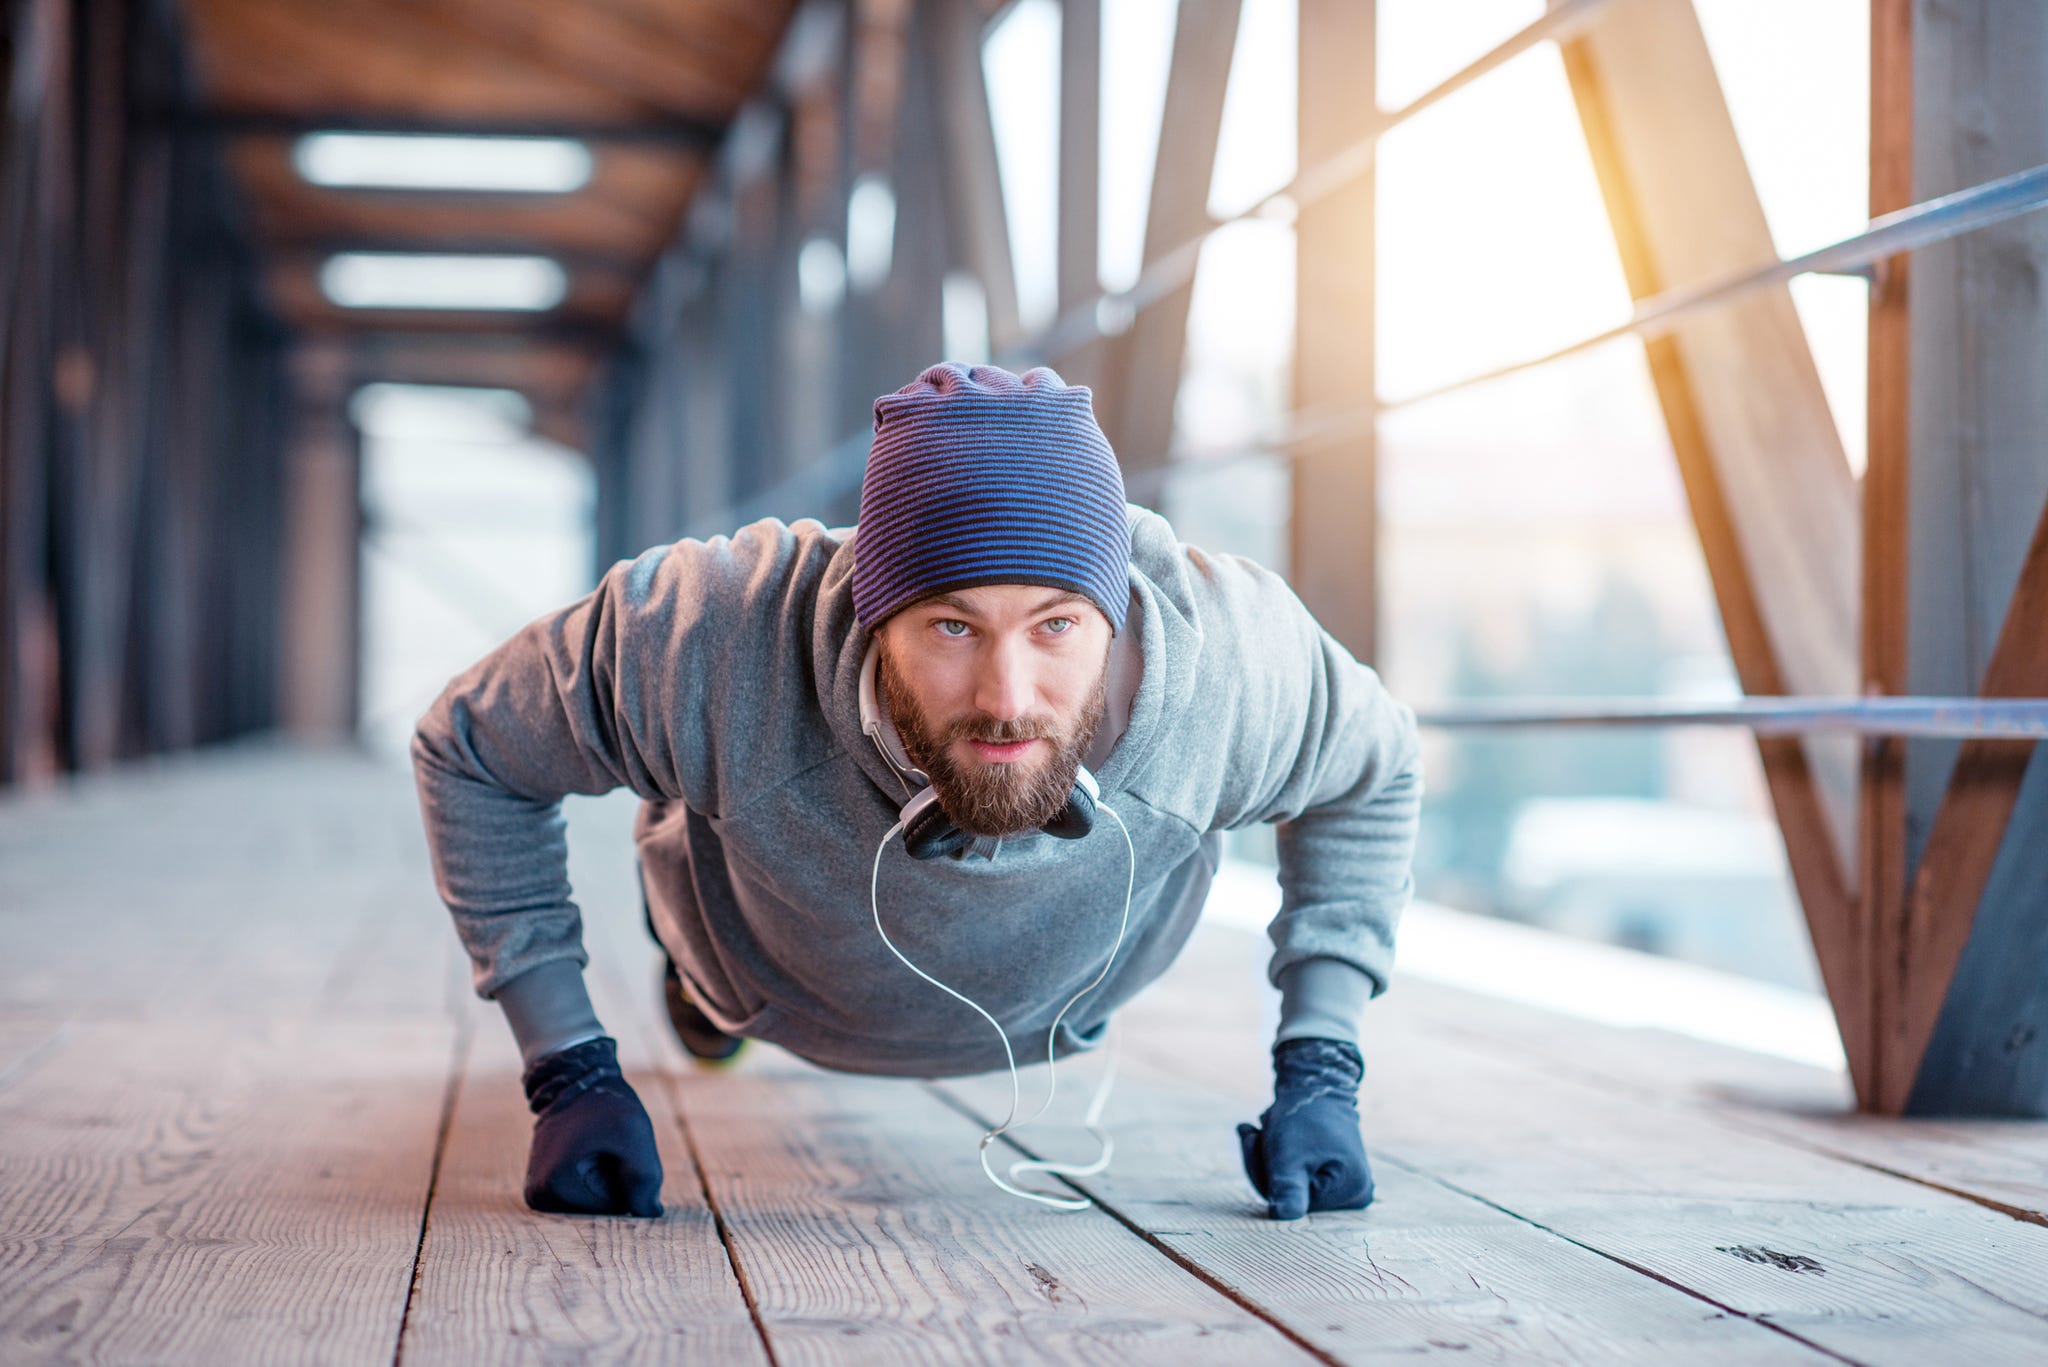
[{"x1": 411, "y1": 361, "x2": 1423, "y2": 1223}]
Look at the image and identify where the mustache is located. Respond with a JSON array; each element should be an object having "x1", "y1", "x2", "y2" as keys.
[{"x1": 949, "y1": 717, "x2": 1057, "y2": 744}]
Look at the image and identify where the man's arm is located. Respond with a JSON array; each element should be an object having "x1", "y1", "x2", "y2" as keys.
[
  {"x1": 410, "y1": 556, "x2": 657, "y2": 1012},
  {"x1": 409, "y1": 531, "x2": 775, "y2": 1218},
  {"x1": 1227, "y1": 583, "x2": 1425, "y2": 1043},
  {"x1": 1208, "y1": 556, "x2": 1422, "y2": 1219},
  {"x1": 409, "y1": 532, "x2": 757, "y2": 1011}
]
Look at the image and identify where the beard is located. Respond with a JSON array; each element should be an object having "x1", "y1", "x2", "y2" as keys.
[{"x1": 876, "y1": 641, "x2": 1110, "y2": 839}]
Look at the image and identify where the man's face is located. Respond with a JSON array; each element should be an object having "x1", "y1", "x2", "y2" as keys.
[{"x1": 875, "y1": 584, "x2": 1113, "y2": 839}]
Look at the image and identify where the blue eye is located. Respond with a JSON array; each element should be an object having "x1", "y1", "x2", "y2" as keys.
[
  {"x1": 1043, "y1": 617, "x2": 1074, "y2": 634},
  {"x1": 935, "y1": 620, "x2": 970, "y2": 637}
]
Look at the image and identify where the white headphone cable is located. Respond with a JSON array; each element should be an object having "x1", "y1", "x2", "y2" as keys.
[{"x1": 870, "y1": 799, "x2": 1135, "y2": 1211}]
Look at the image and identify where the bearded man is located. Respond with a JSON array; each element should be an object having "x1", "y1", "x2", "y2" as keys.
[{"x1": 411, "y1": 360, "x2": 1423, "y2": 1224}]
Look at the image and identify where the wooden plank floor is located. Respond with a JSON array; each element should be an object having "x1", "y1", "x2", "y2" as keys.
[{"x1": 3, "y1": 739, "x2": 2046, "y2": 1365}]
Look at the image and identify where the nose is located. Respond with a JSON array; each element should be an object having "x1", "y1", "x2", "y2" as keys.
[{"x1": 971, "y1": 638, "x2": 1036, "y2": 725}]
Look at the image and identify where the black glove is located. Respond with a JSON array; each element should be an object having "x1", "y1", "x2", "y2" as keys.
[
  {"x1": 520, "y1": 1035, "x2": 665, "y2": 1218},
  {"x1": 1237, "y1": 1037, "x2": 1374, "y2": 1220}
]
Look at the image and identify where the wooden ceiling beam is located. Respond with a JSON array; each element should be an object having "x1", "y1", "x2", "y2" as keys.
[
  {"x1": 420, "y1": 0, "x2": 774, "y2": 120},
  {"x1": 167, "y1": 109, "x2": 726, "y2": 147},
  {"x1": 181, "y1": 0, "x2": 657, "y2": 123},
  {"x1": 225, "y1": 139, "x2": 702, "y2": 260}
]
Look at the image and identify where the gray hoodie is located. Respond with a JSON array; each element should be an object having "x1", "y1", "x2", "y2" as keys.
[{"x1": 410, "y1": 502, "x2": 1423, "y2": 1079}]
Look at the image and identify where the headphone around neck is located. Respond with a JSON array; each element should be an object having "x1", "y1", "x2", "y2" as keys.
[{"x1": 858, "y1": 639, "x2": 1099, "y2": 860}]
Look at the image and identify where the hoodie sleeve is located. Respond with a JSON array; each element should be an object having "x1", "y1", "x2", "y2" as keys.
[
  {"x1": 409, "y1": 529, "x2": 776, "y2": 1002},
  {"x1": 1207, "y1": 552, "x2": 1425, "y2": 1038}
]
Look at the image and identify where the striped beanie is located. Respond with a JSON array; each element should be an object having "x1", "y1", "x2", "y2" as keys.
[{"x1": 852, "y1": 361, "x2": 1132, "y2": 635}]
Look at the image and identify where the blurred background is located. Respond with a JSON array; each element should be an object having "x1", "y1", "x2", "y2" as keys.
[{"x1": 6, "y1": 0, "x2": 2046, "y2": 1111}]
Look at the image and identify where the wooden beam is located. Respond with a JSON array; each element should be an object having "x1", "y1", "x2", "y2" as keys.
[
  {"x1": 278, "y1": 402, "x2": 361, "y2": 741},
  {"x1": 171, "y1": 109, "x2": 726, "y2": 147},
  {"x1": 924, "y1": 0, "x2": 1020, "y2": 355},
  {"x1": 832, "y1": 0, "x2": 909, "y2": 436},
  {"x1": 1555, "y1": 0, "x2": 1868, "y2": 1099},
  {"x1": 1052, "y1": 0, "x2": 1103, "y2": 392},
  {"x1": 423, "y1": 0, "x2": 786, "y2": 120},
  {"x1": 1862, "y1": 0, "x2": 1914, "y2": 1117},
  {"x1": 1888, "y1": 0, "x2": 2048, "y2": 1116},
  {"x1": 1105, "y1": 0, "x2": 1241, "y2": 481},
  {"x1": 1897, "y1": 494, "x2": 2048, "y2": 1109},
  {"x1": 1290, "y1": 0, "x2": 1377, "y2": 661}
]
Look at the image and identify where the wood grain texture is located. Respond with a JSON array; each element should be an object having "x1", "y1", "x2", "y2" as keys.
[
  {"x1": 0, "y1": 739, "x2": 449, "y2": 1022},
  {"x1": 405, "y1": 776, "x2": 772, "y2": 1362},
  {"x1": 1113, "y1": 917, "x2": 2048, "y2": 1364},
  {"x1": 180, "y1": 0, "x2": 774, "y2": 123},
  {"x1": 1393, "y1": 973, "x2": 2048, "y2": 1229},
  {"x1": 12, "y1": 744, "x2": 2048, "y2": 1360},
  {"x1": 936, "y1": 1065, "x2": 1834, "y2": 1365},
  {"x1": 0, "y1": 1016, "x2": 453, "y2": 1365},
  {"x1": 678, "y1": 1057, "x2": 1323, "y2": 1365},
  {"x1": 1861, "y1": 0, "x2": 1915, "y2": 1124},
  {"x1": 394, "y1": 994, "x2": 766, "y2": 1363}
]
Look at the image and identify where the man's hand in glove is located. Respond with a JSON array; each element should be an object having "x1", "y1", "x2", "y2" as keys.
[
  {"x1": 1236, "y1": 1037, "x2": 1374, "y2": 1220},
  {"x1": 521, "y1": 1035, "x2": 665, "y2": 1217}
]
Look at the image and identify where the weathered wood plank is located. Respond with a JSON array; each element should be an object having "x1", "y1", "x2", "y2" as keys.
[
  {"x1": 1112, "y1": 919, "x2": 2048, "y2": 1364},
  {"x1": 677, "y1": 1056, "x2": 1326, "y2": 1365},
  {"x1": 0, "y1": 1017, "x2": 453, "y2": 1365},
  {"x1": 935, "y1": 1065, "x2": 1837, "y2": 1364},
  {"x1": 1402, "y1": 977, "x2": 2048, "y2": 1230},
  {"x1": 0, "y1": 740, "x2": 455, "y2": 1023},
  {"x1": 395, "y1": 973, "x2": 766, "y2": 1363}
]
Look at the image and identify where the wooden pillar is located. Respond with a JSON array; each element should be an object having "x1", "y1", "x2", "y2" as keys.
[
  {"x1": 783, "y1": 27, "x2": 847, "y2": 486},
  {"x1": 1884, "y1": 0, "x2": 2048, "y2": 1117},
  {"x1": 875, "y1": 0, "x2": 946, "y2": 389},
  {"x1": 680, "y1": 303, "x2": 737, "y2": 534},
  {"x1": 1053, "y1": 0, "x2": 1104, "y2": 394},
  {"x1": 1290, "y1": 0, "x2": 1377, "y2": 658},
  {"x1": 1861, "y1": 0, "x2": 1914, "y2": 1119},
  {"x1": 925, "y1": 0, "x2": 1020, "y2": 356},
  {"x1": 723, "y1": 107, "x2": 786, "y2": 508},
  {"x1": 1554, "y1": 0, "x2": 1869, "y2": 1101},
  {"x1": 278, "y1": 396, "x2": 361, "y2": 741},
  {"x1": 1104, "y1": 0, "x2": 1242, "y2": 482}
]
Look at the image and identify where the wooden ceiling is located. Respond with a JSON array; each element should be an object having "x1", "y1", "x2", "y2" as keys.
[{"x1": 176, "y1": 0, "x2": 802, "y2": 440}]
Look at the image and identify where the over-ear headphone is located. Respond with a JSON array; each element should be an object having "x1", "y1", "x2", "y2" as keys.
[{"x1": 859, "y1": 639, "x2": 1099, "y2": 860}]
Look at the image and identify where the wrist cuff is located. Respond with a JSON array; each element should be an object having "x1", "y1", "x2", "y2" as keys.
[
  {"x1": 1275, "y1": 957, "x2": 1374, "y2": 1046},
  {"x1": 495, "y1": 958, "x2": 607, "y2": 1070}
]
